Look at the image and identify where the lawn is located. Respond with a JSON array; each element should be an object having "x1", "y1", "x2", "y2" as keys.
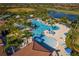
[{"x1": 7, "y1": 8, "x2": 35, "y2": 13}]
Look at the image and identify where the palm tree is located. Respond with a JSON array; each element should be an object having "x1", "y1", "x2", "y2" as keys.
[
  {"x1": 66, "y1": 29, "x2": 72, "y2": 48},
  {"x1": 66, "y1": 16, "x2": 79, "y2": 55},
  {"x1": 60, "y1": 17, "x2": 70, "y2": 24},
  {"x1": 4, "y1": 28, "x2": 23, "y2": 55},
  {"x1": 71, "y1": 17, "x2": 79, "y2": 53},
  {"x1": 23, "y1": 30, "x2": 32, "y2": 44}
]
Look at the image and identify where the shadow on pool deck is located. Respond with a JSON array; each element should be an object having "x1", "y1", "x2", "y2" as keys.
[{"x1": 12, "y1": 42, "x2": 51, "y2": 56}]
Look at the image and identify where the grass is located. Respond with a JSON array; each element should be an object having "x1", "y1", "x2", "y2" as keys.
[
  {"x1": 0, "y1": 40, "x2": 2, "y2": 43},
  {"x1": 7, "y1": 8, "x2": 35, "y2": 13},
  {"x1": 75, "y1": 37, "x2": 79, "y2": 45}
]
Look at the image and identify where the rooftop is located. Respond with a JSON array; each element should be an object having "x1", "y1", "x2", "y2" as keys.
[{"x1": 12, "y1": 42, "x2": 50, "y2": 56}]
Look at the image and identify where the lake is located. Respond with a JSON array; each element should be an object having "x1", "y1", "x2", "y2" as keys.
[{"x1": 48, "y1": 10, "x2": 79, "y2": 22}]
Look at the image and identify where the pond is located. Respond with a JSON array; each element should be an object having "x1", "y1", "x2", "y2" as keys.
[{"x1": 48, "y1": 11, "x2": 79, "y2": 22}]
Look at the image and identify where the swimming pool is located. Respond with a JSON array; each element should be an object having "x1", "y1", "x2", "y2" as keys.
[
  {"x1": 31, "y1": 19, "x2": 59, "y2": 36},
  {"x1": 43, "y1": 36, "x2": 57, "y2": 49},
  {"x1": 34, "y1": 35, "x2": 57, "y2": 51},
  {"x1": 31, "y1": 19, "x2": 59, "y2": 51}
]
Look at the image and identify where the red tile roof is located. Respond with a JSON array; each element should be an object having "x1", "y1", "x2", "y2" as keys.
[
  {"x1": 0, "y1": 46, "x2": 4, "y2": 56},
  {"x1": 12, "y1": 42, "x2": 50, "y2": 56}
]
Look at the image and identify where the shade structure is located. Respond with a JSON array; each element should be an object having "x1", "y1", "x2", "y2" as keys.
[{"x1": 65, "y1": 48, "x2": 72, "y2": 54}]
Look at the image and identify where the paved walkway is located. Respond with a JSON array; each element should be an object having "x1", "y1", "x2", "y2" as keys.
[{"x1": 44, "y1": 23, "x2": 70, "y2": 56}]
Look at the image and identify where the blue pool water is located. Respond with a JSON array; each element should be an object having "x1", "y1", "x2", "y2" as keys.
[
  {"x1": 32, "y1": 19, "x2": 59, "y2": 36},
  {"x1": 48, "y1": 11, "x2": 79, "y2": 22},
  {"x1": 34, "y1": 35, "x2": 57, "y2": 51},
  {"x1": 31, "y1": 19, "x2": 59, "y2": 51},
  {"x1": 42, "y1": 36, "x2": 57, "y2": 49},
  {"x1": 34, "y1": 35, "x2": 57, "y2": 48}
]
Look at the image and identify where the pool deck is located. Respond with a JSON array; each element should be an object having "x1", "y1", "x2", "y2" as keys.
[
  {"x1": 31, "y1": 19, "x2": 70, "y2": 55},
  {"x1": 44, "y1": 23, "x2": 70, "y2": 56}
]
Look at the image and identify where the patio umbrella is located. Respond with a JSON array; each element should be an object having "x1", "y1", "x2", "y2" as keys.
[{"x1": 65, "y1": 48, "x2": 72, "y2": 55}]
